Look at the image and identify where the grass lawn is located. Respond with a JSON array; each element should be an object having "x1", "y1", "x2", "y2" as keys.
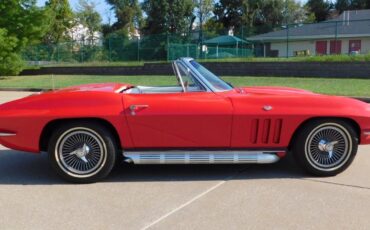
[{"x1": 0, "y1": 75, "x2": 369, "y2": 97}]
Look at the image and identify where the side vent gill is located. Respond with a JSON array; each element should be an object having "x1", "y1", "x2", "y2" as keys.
[{"x1": 250, "y1": 119, "x2": 283, "y2": 144}]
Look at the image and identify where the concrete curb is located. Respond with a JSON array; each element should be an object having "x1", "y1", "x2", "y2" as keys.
[{"x1": 0, "y1": 88, "x2": 369, "y2": 103}]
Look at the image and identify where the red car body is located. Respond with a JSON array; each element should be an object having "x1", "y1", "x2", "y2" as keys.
[
  {"x1": 1, "y1": 83, "x2": 369, "y2": 153},
  {"x1": 0, "y1": 58, "x2": 369, "y2": 182}
]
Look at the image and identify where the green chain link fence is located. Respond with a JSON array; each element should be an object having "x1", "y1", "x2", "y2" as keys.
[{"x1": 22, "y1": 18, "x2": 370, "y2": 65}]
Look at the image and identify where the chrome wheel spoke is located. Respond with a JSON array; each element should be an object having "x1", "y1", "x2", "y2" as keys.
[
  {"x1": 305, "y1": 124, "x2": 351, "y2": 171},
  {"x1": 56, "y1": 129, "x2": 106, "y2": 177}
]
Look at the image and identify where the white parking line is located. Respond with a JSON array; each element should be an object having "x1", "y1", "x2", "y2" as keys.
[{"x1": 141, "y1": 173, "x2": 239, "y2": 230}]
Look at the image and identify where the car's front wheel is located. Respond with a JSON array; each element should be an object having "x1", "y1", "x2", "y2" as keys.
[
  {"x1": 48, "y1": 121, "x2": 117, "y2": 183},
  {"x1": 293, "y1": 119, "x2": 358, "y2": 176}
]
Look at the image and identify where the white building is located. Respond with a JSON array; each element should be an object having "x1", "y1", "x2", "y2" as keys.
[
  {"x1": 68, "y1": 23, "x2": 103, "y2": 45},
  {"x1": 248, "y1": 10, "x2": 370, "y2": 57}
]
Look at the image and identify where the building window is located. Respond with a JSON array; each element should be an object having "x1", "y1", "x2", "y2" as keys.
[
  {"x1": 330, "y1": 40, "x2": 342, "y2": 54},
  {"x1": 349, "y1": 40, "x2": 361, "y2": 54},
  {"x1": 316, "y1": 41, "x2": 327, "y2": 55}
]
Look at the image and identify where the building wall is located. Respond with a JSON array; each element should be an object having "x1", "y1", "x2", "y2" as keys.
[{"x1": 269, "y1": 37, "x2": 370, "y2": 57}]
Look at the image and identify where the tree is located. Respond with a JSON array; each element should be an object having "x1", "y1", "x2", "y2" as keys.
[
  {"x1": 0, "y1": 0, "x2": 47, "y2": 75},
  {"x1": 335, "y1": 0, "x2": 351, "y2": 12},
  {"x1": 305, "y1": 0, "x2": 332, "y2": 22},
  {"x1": 214, "y1": 0, "x2": 244, "y2": 31},
  {"x1": 335, "y1": 0, "x2": 370, "y2": 12},
  {"x1": 194, "y1": 0, "x2": 214, "y2": 42},
  {"x1": 0, "y1": 29, "x2": 23, "y2": 76},
  {"x1": 213, "y1": 0, "x2": 309, "y2": 36},
  {"x1": 142, "y1": 0, "x2": 195, "y2": 34},
  {"x1": 76, "y1": 0, "x2": 102, "y2": 43},
  {"x1": 43, "y1": 0, "x2": 74, "y2": 45},
  {"x1": 0, "y1": 0, "x2": 46, "y2": 49},
  {"x1": 105, "y1": 0, "x2": 143, "y2": 33}
]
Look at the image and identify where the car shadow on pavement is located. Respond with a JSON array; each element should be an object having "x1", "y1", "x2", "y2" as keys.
[{"x1": 0, "y1": 149, "x2": 306, "y2": 185}]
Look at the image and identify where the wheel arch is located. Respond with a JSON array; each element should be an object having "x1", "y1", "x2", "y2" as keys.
[
  {"x1": 288, "y1": 117, "x2": 361, "y2": 151},
  {"x1": 39, "y1": 118, "x2": 122, "y2": 152}
]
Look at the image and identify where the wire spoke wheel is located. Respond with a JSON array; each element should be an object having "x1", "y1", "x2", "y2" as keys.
[
  {"x1": 304, "y1": 123, "x2": 352, "y2": 172},
  {"x1": 55, "y1": 128, "x2": 108, "y2": 178}
]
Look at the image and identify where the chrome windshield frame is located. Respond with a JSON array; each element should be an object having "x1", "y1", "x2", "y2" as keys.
[
  {"x1": 173, "y1": 59, "x2": 212, "y2": 92},
  {"x1": 174, "y1": 58, "x2": 233, "y2": 93}
]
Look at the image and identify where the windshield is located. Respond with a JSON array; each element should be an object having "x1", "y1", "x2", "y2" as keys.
[{"x1": 189, "y1": 60, "x2": 233, "y2": 91}]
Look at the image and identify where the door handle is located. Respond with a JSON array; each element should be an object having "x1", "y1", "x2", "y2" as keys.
[{"x1": 130, "y1": 104, "x2": 149, "y2": 115}]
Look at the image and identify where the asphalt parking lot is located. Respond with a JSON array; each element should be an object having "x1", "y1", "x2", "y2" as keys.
[{"x1": 0, "y1": 92, "x2": 369, "y2": 230}]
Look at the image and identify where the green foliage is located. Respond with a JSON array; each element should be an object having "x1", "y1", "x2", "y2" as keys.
[
  {"x1": 43, "y1": 0, "x2": 74, "y2": 44},
  {"x1": 0, "y1": 0, "x2": 47, "y2": 49},
  {"x1": 105, "y1": 0, "x2": 143, "y2": 33},
  {"x1": 305, "y1": 0, "x2": 332, "y2": 22},
  {"x1": 76, "y1": 0, "x2": 102, "y2": 42},
  {"x1": 335, "y1": 0, "x2": 370, "y2": 12},
  {"x1": 203, "y1": 20, "x2": 226, "y2": 38},
  {"x1": 142, "y1": 0, "x2": 194, "y2": 34},
  {"x1": 0, "y1": 0, "x2": 46, "y2": 76},
  {"x1": 304, "y1": 53, "x2": 370, "y2": 62},
  {"x1": 213, "y1": 0, "x2": 309, "y2": 36},
  {"x1": 0, "y1": 29, "x2": 24, "y2": 76}
]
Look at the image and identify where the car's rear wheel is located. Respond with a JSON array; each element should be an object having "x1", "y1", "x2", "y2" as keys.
[
  {"x1": 293, "y1": 119, "x2": 358, "y2": 176},
  {"x1": 48, "y1": 122, "x2": 117, "y2": 183}
]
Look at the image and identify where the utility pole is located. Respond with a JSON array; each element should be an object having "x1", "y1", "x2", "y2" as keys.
[
  {"x1": 199, "y1": 0, "x2": 204, "y2": 59},
  {"x1": 285, "y1": 0, "x2": 289, "y2": 58}
]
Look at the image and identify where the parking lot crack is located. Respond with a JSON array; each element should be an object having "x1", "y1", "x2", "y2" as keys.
[{"x1": 300, "y1": 178, "x2": 370, "y2": 190}]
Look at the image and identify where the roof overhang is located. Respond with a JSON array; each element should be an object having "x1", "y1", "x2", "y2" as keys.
[{"x1": 248, "y1": 33, "x2": 370, "y2": 42}]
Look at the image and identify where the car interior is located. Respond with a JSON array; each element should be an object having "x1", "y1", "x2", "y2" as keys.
[{"x1": 123, "y1": 61, "x2": 205, "y2": 94}]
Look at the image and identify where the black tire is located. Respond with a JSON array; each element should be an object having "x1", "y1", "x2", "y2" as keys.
[
  {"x1": 48, "y1": 121, "x2": 118, "y2": 183},
  {"x1": 292, "y1": 119, "x2": 358, "y2": 176}
]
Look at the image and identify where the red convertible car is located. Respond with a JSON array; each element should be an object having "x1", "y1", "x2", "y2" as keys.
[{"x1": 0, "y1": 58, "x2": 369, "y2": 182}]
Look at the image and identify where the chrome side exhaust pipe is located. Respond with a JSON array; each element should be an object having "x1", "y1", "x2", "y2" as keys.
[{"x1": 123, "y1": 150, "x2": 281, "y2": 165}]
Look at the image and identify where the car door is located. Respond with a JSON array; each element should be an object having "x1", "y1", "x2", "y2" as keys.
[
  {"x1": 122, "y1": 63, "x2": 233, "y2": 148},
  {"x1": 122, "y1": 91, "x2": 233, "y2": 148}
]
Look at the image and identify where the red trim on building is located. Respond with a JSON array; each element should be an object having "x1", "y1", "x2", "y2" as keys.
[
  {"x1": 330, "y1": 40, "x2": 342, "y2": 54},
  {"x1": 316, "y1": 41, "x2": 327, "y2": 55}
]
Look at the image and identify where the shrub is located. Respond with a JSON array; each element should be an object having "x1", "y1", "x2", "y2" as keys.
[{"x1": 0, "y1": 29, "x2": 24, "y2": 76}]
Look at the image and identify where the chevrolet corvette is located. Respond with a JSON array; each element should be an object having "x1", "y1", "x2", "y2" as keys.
[{"x1": 0, "y1": 58, "x2": 369, "y2": 183}]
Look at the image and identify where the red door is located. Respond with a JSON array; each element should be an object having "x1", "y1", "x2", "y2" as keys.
[
  {"x1": 316, "y1": 41, "x2": 327, "y2": 55},
  {"x1": 330, "y1": 40, "x2": 342, "y2": 54},
  {"x1": 123, "y1": 92, "x2": 233, "y2": 148},
  {"x1": 349, "y1": 40, "x2": 361, "y2": 53}
]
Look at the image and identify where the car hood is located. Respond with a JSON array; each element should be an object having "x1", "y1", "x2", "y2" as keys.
[
  {"x1": 241, "y1": 86, "x2": 316, "y2": 96},
  {"x1": 232, "y1": 86, "x2": 370, "y2": 117}
]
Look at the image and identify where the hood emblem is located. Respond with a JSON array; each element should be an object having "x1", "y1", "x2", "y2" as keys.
[{"x1": 263, "y1": 105, "x2": 273, "y2": 111}]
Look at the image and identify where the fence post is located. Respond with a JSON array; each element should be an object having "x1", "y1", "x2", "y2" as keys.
[
  {"x1": 108, "y1": 37, "x2": 112, "y2": 62},
  {"x1": 286, "y1": 24, "x2": 289, "y2": 58},
  {"x1": 81, "y1": 41, "x2": 84, "y2": 63},
  {"x1": 335, "y1": 21, "x2": 338, "y2": 54},
  {"x1": 36, "y1": 46, "x2": 39, "y2": 64},
  {"x1": 137, "y1": 37, "x2": 140, "y2": 62},
  {"x1": 56, "y1": 44, "x2": 59, "y2": 63},
  {"x1": 167, "y1": 33, "x2": 170, "y2": 62}
]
